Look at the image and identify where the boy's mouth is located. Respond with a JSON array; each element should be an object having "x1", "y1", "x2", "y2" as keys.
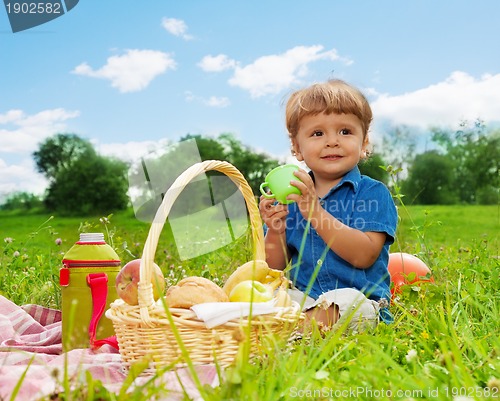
[{"x1": 321, "y1": 154, "x2": 342, "y2": 160}]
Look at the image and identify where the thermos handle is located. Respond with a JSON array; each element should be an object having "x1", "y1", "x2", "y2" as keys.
[{"x1": 87, "y1": 273, "x2": 118, "y2": 350}]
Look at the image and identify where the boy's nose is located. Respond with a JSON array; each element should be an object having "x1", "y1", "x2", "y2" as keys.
[{"x1": 325, "y1": 133, "x2": 339, "y2": 147}]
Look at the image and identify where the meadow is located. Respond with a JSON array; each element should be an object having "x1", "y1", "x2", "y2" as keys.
[{"x1": 0, "y1": 204, "x2": 499, "y2": 400}]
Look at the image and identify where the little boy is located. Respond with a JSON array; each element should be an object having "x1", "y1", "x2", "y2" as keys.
[{"x1": 259, "y1": 80, "x2": 398, "y2": 332}]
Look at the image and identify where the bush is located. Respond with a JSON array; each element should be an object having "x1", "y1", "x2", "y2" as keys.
[
  {"x1": 476, "y1": 185, "x2": 499, "y2": 205},
  {"x1": 44, "y1": 156, "x2": 129, "y2": 215},
  {"x1": 0, "y1": 192, "x2": 44, "y2": 211}
]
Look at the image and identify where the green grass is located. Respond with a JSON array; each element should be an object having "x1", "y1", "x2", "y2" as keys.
[
  {"x1": 0, "y1": 209, "x2": 253, "y2": 307},
  {"x1": 395, "y1": 204, "x2": 499, "y2": 252},
  {"x1": 1, "y1": 206, "x2": 499, "y2": 400}
]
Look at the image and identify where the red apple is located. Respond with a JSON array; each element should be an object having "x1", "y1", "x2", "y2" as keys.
[
  {"x1": 115, "y1": 259, "x2": 166, "y2": 305},
  {"x1": 229, "y1": 280, "x2": 274, "y2": 303}
]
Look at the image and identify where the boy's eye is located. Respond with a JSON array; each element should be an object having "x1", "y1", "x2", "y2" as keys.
[
  {"x1": 312, "y1": 130, "x2": 323, "y2": 137},
  {"x1": 339, "y1": 128, "x2": 351, "y2": 135}
]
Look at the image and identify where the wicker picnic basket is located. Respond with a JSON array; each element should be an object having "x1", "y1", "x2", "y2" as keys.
[{"x1": 106, "y1": 160, "x2": 303, "y2": 371}]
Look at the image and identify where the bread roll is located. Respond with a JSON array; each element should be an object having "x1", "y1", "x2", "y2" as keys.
[{"x1": 165, "y1": 276, "x2": 229, "y2": 308}]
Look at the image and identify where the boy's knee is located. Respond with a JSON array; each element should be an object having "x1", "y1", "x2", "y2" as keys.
[{"x1": 305, "y1": 304, "x2": 340, "y2": 328}]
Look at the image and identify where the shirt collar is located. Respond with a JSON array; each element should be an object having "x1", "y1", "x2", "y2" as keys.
[{"x1": 310, "y1": 166, "x2": 361, "y2": 199}]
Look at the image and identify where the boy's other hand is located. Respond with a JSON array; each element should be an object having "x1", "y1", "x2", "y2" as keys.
[{"x1": 259, "y1": 196, "x2": 288, "y2": 234}]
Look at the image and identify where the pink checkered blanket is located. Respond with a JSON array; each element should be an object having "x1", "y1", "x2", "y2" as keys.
[{"x1": 0, "y1": 295, "x2": 218, "y2": 400}]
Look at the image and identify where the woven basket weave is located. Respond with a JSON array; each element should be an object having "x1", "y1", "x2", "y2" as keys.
[{"x1": 106, "y1": 160, "x2": 303, "y2": 370}]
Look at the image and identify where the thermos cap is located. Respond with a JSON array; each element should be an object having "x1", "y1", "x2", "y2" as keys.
[{"x1": 79, "y1": 233, "x2": 105, "y2": 242}]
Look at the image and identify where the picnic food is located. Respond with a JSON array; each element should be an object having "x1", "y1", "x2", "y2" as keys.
[
  {"x1": 274, "y1": 288, "x2": 292, "y2": 307},
  {"x1": 228, "y1": 280, "x2": 274, "y2": 303},
  {"x1": 222, "y1": 260, "x2": 282, "y2": 296},
  {"x1": 106, "y1": 160, "x2": 305, "y2": 371},
  {"x1": 165, "y1": 276, "x2": 229, "y2": 308},
  {"x1": 116, "y1": 259, "x2": 166, "y2": 306}
]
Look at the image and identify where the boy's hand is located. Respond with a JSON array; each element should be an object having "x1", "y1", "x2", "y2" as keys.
[
  {"x1": 287, "y1": 169, "x2": 321, "y2": 220},
  {"x1": 259, "y1": 196, "x2": 288, "y2": 234}
]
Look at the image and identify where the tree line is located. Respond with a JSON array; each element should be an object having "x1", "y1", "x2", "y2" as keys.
[
  {"x1": 1, "y1": 121, "x2": 498, "y2": 214},
  {"x1": 389, "y1": 120, "x2": 499, "y2": 205}
]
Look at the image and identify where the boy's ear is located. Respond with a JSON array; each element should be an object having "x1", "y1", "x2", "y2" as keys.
[
  {"x1": 360, "y1": 136, "x2": 371, "y2": 160},
  {"x1": 291, "y1": 140, "x2": 304, "y2": 161}
]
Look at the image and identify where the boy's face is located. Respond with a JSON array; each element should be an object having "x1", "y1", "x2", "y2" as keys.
[{"x1": 291, "y1": 111, "x2": 368, "y2": 185}]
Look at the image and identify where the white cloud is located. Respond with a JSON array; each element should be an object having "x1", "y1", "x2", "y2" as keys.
[
  {"x1": 228, "y1": 45, "x2": 352, "y2": 98},
  {"x1": 0, "y1": 157, "x2": 48, "y2": 200},
  {"x1": 92, "y1": 138, "x2": 172, "y2": 162},
  {"x1": 0, "y1": 108, "x2": 80, "y2": 201},
  {"x1": 205, "y1": 96, "x2": 230, "y2": 108},
  {"x1": 371, "y1": 71, "x2": 500, "y2": 129},
  {"x1": 0, "y1": 109, "x2": 24, "y2": 124},
  {"x1": 161, "y1": 17, "x2": 193, "y2": 40},
  {"x1": 198, "y1": 54, "x2": 237, "y2": 72},
  {"x1": 184, "y1": 91, "x2": 195, "y2": 102},
  {"x1": 72, "y1": 49, "x2": 176, "y2": 93},
  {"x1": 184, "y1": 91, "x2": 231, "y2": 108},
  {"x1": 0, "y1": 108, "x2": 80, "y2": 153}
]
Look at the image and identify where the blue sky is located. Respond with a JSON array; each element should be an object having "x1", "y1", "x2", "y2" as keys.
[{"x1": 1, "y1": 0, "x2": 499, "y2": 201}]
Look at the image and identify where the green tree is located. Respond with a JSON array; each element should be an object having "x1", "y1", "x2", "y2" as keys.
[
  {"x1": 44, "y1": 155, "x2": 129, "y2": 215},
  {"x1": 179, "y1": 133, "x2": 281, "y2": 196},
  {"x1": 34, "y1": 133, "x2": 129, "y2": 215},
  {"x1": 431, "y1": 120, "x2": 499, "y2": 204},
  {"x1": 181, "y1": 134, "x2": 226, "y2": 161},
  {"x1": 358, "y1": 153, "x2": 389, "y2": 184},
  {"x1": 128, "y1": 133, "x2": 281, "y2": 221},
  {"x1": 402, "y1": 150, "x2": 457, "y2": 204},
  {"x1": 33, "y1": 133, "x2": 96, "y2": 181},
  {"x1": 380, "y1": 126, "x2": 417, "y2": 183},
  {"x1": 0, "y1": 192, "x2": 43, "y2": 211},
  {"x1": 217, "y1": 133, "x2": 280, "y2": 196}
]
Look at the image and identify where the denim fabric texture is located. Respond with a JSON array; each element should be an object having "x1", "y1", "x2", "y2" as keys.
[{"x1": 284, "y1": 166, "x2": 398, "y2": 307}]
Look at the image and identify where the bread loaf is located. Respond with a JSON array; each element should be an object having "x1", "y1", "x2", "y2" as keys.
[{"x1": 165, "y1": 276, "x2": 229, "y2": 308}]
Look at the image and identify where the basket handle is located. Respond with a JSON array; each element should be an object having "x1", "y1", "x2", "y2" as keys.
[{"x1": 138, "y1": 160, "x2": 265, "y2": 317}]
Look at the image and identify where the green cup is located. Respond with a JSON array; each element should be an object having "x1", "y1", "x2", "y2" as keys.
[{"x1": 260, "y1": 164, "x2": 302, "y2": 204}]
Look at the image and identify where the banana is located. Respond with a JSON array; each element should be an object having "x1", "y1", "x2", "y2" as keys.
[
  {"x1": 223, "y1": 260, "x2": 271, "y2": 296},
  {"x1": 262, "y1": 276, "x2": 283, "y2": 291},
  {"x1": 274, "y1": 289, "x2": 292, "y2": 307}
]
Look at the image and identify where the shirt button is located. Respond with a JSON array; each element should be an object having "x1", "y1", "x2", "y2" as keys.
[{"x1": 316, "y1": 259, "x2": 323, "y2": 266}]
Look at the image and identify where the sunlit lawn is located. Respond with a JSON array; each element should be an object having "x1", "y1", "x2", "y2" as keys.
[{"x1": 1, "y1": 205, "x2": 499, "y2": 400}]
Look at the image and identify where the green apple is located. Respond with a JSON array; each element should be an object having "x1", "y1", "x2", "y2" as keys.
[{"x1": 229, "y1": 280, "x2": 273, "y2": 303}]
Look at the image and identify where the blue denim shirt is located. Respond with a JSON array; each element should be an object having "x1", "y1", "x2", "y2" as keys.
[{"x1": 285, "y1": 166, "x2": 398, "y2": 305}]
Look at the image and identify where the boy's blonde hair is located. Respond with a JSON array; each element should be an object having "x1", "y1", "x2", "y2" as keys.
[{"x1": 285, "y1": 79, "x2": 373, "y2": 140}]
